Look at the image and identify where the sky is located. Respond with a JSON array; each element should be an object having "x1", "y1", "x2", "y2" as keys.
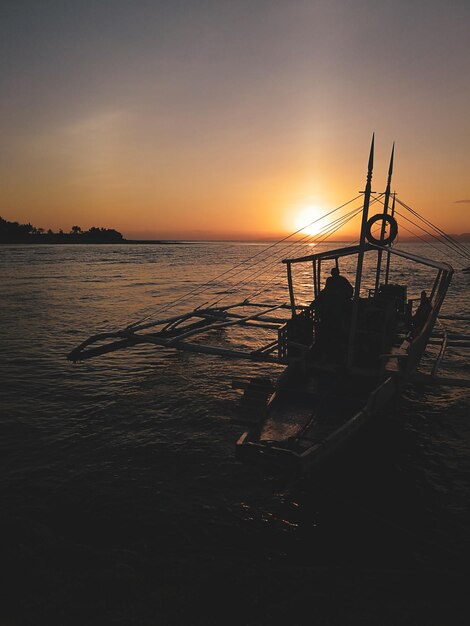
[{"x1": 1, "y1": 0, "x2": 469, "y2": 239}]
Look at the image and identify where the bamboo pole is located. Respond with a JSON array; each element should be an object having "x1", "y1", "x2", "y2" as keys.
[
  {"x1": 252, "y1": 339, "x2": 279, "y2": 354},
  {"x1": 347, "y1": 135, "x2": 375, "y2": 368},
  {"x1": 286, "y1": 263, "x2": 296, "y2": 316},
  {"x1": 374, "y1": 144, "x2": 394, "y2": 292},
  {"x1": 313, "y1": 260, "x2": 317, "y2": 300},
  {"x1": 128, "y1": 300, "x2": 249, "y2": 333},
  {"x1": 132, "y1": 334, "x2": 280, "y2": 362},
  {"x1": 222, "y1": 311, "x2": 287, "y2": 324},
  {"x1": 384, "y1": 193, "x2": 396, "y2": 285},
  {"x1": 165, "y1": 304, "x2": 285, "y2": 345},
  {"x1": 244, "y1": 301, "x2": 308, "y2": 310},
  {"x1": 68, "y1": 338, "x2": 137, "y2": 361},
  {"x1": 438, "y1": 314, "x2": 470, "y2": 321},
  {"x1": 68, "y1": 333, "x2": 282, "y2": 363}
]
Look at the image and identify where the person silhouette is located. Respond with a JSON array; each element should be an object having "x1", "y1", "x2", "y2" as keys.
[
  {"x1": 410, "y1": 290, "x2": 432, "y2": 338},
  {"x1": 324, "y1": 267, "x2": 354, "y2": 301},
  {"x1": 315, "y1": 268, "x2": 354, "y2": 358}
]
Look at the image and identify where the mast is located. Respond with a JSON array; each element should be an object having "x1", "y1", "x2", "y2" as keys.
[
  {"x1": 384, "y1": 192, "x2": 396, "y2": 285},
  {"x1": 374, "y1": 143, "x2": 395, "y2": 292},
  {"x1": 346, "y1": 134, "x2": 375, "y2": 368}
]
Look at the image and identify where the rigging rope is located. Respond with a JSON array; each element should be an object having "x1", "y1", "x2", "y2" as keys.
[
  {"x1": 240, "y1": 195, "x2": 388, "y2": 305},
  {"x1": 369, "y1": 194, "x2": 470, "y2": 267},
  {"x1": 396, "y1": 198, "x2": 470, "y2": 262},
  {"x1": 223, "y1": 208, "x2": 364, "y2": 306},
  {"x1": 394, "y1": 208, "x2": 470, "y2": 263},
  {"x1": 247, "y1": 205, "x2": 365, "y2": 303},
  {"x1": 392, "y1": 219, "x2": 466, "y2": 266},
  {"x1": 398, "y1": 197, "x2": 470, "y2": 257},
  {"x1": 126, "y1": 193, "x2": 464, "y2": 331},
  {"x1": 206, "y1": 204, "x2": 366, "y2": 308},
  {"x1": 394, "y1": 211, "x2": 469, "y2": 268},
  {"x1": 228, "y1": 194, "x2": 383, "y2": 297},
  {"x1": 126, "y1": 194, "x2": 363, "y2": 328}
]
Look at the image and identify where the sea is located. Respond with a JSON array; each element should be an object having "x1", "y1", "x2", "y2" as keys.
[{"x1": 0, "y1": 242, "x2": 469, "y2": 625}]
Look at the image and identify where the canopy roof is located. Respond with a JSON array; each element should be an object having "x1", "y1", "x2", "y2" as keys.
[{"x1": 283, "y1": 243, "x2": 453, "y2": 274}]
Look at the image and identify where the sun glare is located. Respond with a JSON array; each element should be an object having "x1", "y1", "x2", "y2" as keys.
[{"x1": 293, "y1": 206, "x2": 325, "y2": 236}]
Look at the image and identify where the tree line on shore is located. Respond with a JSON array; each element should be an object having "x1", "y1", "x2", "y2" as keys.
[{"x1": 0, "y1": 216, "x2": 124, "y2": 243}]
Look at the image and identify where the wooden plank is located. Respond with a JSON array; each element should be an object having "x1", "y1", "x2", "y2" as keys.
[
  {"x1": 438, "y1": 314, "x2": 470, "y2": 322},
  {"x1": 432, "y1": 328, "x2": 447, "y2": 378},
  {"x1": 371, "y1": 244, "x2": 454, "y2": 273},
  {"x1": 245, "y1": 301, "x2": 308, "y2": 310},
  {"x1": 411, "y1": 373, "x2": 470, "y2": 388},
  {"x1": 282, "y1": 244, "x2": 366, "y2": 265},
  {"x1": 312, "y1": 260, "x2": 317, "y2": 300},
  {"x1": 286, "y1": 263, "x2": 296, "y2": 316},
  {"x1": 219, "y1": 310, "x2": 287, "y2": 324},
  {"x1": 252, "y1": 339, "x2": 278, "y2": 354}
]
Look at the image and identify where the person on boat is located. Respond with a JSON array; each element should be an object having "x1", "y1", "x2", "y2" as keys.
[
  {"x1": 324, "y1": 267, "x2": 354, "y2": 301},
  {"x1": 313, "y1": 268, "x2": 354, "y2": 359},
  {"x1": 314, "y1": 267, "x2": 353, "y2": 319},
  {"x1": 410, "y1": 290, "x2": 432, "y2": 339}
]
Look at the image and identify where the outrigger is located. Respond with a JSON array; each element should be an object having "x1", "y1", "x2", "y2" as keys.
[{"x1": 68, "y1": 137, "x2": 470, "y2": 472}]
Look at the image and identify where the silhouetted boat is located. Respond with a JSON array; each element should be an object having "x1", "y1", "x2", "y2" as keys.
[
  {"x1": 68, "y1": 136, "x2": 470, "y2": 472},
  {"x1": 235, "y1": 138, "x2": 455, "y2": 470}
]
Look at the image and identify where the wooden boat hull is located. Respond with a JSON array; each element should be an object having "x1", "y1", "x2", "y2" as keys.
[{"x1": 236, "y1": 373, "x2": 397, "y2": 472}]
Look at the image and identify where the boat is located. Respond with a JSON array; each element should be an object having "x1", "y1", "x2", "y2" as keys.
[
  {"x1": 68, "y1": 136, "x2": 470, "y2": 472},
  {"x1": 235, "y1": 137, "x2": 455, "y2": 470}
]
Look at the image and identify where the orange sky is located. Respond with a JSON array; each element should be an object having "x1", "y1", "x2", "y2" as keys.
[{"x1": 1, "y1": 2, "x2": 469, "y2": 240}]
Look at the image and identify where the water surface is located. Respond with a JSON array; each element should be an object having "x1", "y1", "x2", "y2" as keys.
[{"x1": 1, "y1": 242, "x2": 469, "y2": 625}]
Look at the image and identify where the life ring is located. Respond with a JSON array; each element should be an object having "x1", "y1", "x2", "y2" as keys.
[{"x1": 365, "y1": 213, "x2": 398, "y2": 245}]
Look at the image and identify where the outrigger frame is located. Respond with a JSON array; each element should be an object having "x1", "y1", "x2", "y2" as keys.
[{"x1": 68, "y1": 300, "x2": 298, "y2": 364}]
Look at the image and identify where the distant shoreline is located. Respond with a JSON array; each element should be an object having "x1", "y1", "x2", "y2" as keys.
[
  {"x1": 1, "y1": 237, "x2": 469, "y2": 245},
  {"x1": 0, "y1": 239, "x2": 191, "y2": 245},
  {"x1": 2, "y1": 218, "x2": 469, "y2": 245}
]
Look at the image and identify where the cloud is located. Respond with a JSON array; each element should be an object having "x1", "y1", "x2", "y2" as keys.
[{"x1": 454, "y1": 199, "x2": 470, "y2": 204}]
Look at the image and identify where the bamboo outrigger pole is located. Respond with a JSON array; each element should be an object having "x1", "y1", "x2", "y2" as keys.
[
  {"x1": 374, "y1": 143, "x2": 394, "y2": 291},
  {"x1": 347, "y1": 134, "x2": 375, "y2": 368}
]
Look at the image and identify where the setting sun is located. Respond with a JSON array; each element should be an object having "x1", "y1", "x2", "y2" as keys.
[{"x1": 293, "y1": 206, "x2": 325, "y2": 236}]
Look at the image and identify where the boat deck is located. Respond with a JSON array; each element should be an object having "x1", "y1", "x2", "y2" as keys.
[{"x1": 258, "y1": 369, "x2": 375, "y2": 452}]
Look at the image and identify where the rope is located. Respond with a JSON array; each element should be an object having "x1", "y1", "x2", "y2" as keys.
[
  {"x1": 207, "y1": 205, "x2": 365, "y2": 308},
  {"x1": 243, "y1": 195, "x2": 390, "y2": 304},
  {"x1": 233, "y1": 208, "x2": 363, "y2": 305},
  {"x1": 247, "y1": 205, "x2": 364, "y2": 302},
  {"x1": 370, "y1": 193, "x2": 470, "y2": 263},
  {"x1": 126, "y1": 194, "x2": 363, "y2": 328},
  {"x1": 394, "y1": 209, "x2": 470, "y2": 264},
  {"x1": 394, "y1": 215, "x2": 468, "y2": 269},
  {"x1": 205, "y1": 194, "x2": 384, "y2": 308},
  {"x1": 398, "y1": 197, "x2": 470, "y2": 258},
  {"x1": 396, "y1": 198, "x2": 470, "y2": 262}
]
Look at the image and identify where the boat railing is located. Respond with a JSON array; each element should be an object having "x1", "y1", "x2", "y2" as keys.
[
  {"x1": 277, "y1": 305, "x2": 315, "y2": 362},
  {"x1": 405, "y1": 269, "x2": 453, "y2": 374}
]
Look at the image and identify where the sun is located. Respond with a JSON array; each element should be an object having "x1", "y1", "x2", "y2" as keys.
[{"x1": 293, "y1": 206, "x2": 325, "y2": 236}]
